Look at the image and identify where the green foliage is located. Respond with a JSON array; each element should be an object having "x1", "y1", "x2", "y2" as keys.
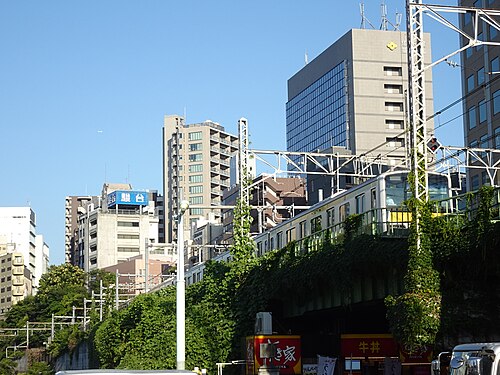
[
  {"x1": 0, "y1": 357, "x2": 17, "y2": 375},
  {"x1": 24, "y1": 361, "x2": 53, "y2": 375},
  {"x1": 385, "y1": 199, "x2": 441, "y2": 351}
]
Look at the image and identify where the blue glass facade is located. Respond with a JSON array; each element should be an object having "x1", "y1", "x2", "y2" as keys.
[{"x1": 286, "y1": 61, "x2": 348, "y2": 153}]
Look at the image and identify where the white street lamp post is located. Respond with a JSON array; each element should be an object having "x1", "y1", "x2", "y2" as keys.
[{"x1": 177, "y1": 199, "x2": 189, "y2": 370}]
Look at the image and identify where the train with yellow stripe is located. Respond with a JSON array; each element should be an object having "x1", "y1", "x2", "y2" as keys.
[{"x1": 253, "y1": 170, "x2": 451, "y2": 255}]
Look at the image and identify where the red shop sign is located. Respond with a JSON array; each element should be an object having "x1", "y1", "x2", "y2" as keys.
[{"x1": 341, "y1": 334, "x2": 398, "y2": 358}]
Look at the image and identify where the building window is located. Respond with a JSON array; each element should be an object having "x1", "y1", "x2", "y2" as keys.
[
  {"x1": 117, "y1": 221, "x2": 139, "y2": 227},
  {"x1": 189, "y1": 164, "x2": 203, "y2": 173},
  {"x1": 480, "y1": 134, "x2": 489, "y2": 149},
  {"x1": 190, "y1": 208, "x2": 203, "y2": 215},
  {"x1": 188, "y1": 153, "x2": 202, "y2": 162},
  {"x1": 386, "y1": 119, "x2": 404, "y2": 129},
  {"x1": 471, "y1": 175, "x2": 480, "y2": 190},
  {"x1": 491, "y1": 57, "x2": 500, "y2": 74},
  {"x1": 468, "y1": 106, "x2": 477, "y2": 129},
  {"x1": 467, "y1": 74, "x2": 475, "y2": 93},
  {"x1": 310, "y1": 216, "x2": 322, "y2": 233},
  {"x1": 494, "y1": 90, "x2": 500, "y2": 115},
  {"x1": 464, "y1": 12, "x2": 472, "y2": 25},
  {"x1": 384, "y1": 84, "x2": 403, "y2": 94},
  {"x1": 189, "y1": 143, "x2": 202, "y2": 151},
  {"x1": 117, "y1": 247, "x2": 140, "y2": 252},
  {"x1": 188, "y1": 131, "x2": 202, "y2": 141},
  {"x1": 386, "y1": 137, "x2": 404, "y2": 148},
  {"x1": 117, "y1": 233, "x2": 140, "y2": 240},
  {"x1": 276, "y1": 232, "x2": 283, "y2": 249},
  {"x1": 189, "y1": 185, "x2": 203, "y2": 194},
  {"x1": 495, "y1": 128, "x2": 500, "y2": 148},
  {"x1": 479, "y1": 100, "x2": 487, "y2": 123},
  {"x1": 490, "y1": 25, "x2": 498, "y2": 40},
  {"x1": 473, "y1": 0, "x2": 482, "y2": 8},
  {"x1": 478, "y1": 67, "x2": 485, "y2": 85},
  {"x1": 385, "y1": 102, "x2": 403, "y2": 112},
  {"x1": 189, "y1": 175, "x2": 203, "y2": 183},
  {"x1": 384, "y1": 66, "x2": 402, "y2": 76},
  {"x1": 189, "y1": 196, "x2": 203, "y2": 205},
  {"x1": 476, "y1": 32, "x2": 484, "y2": 51}
]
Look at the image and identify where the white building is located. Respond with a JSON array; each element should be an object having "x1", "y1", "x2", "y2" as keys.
[
  {"x1": 0, "y1": 207, "x2": 48, "y2": 290},
  {"x1": 77, "y1": 184, "x2": 160, "y2": 272}
]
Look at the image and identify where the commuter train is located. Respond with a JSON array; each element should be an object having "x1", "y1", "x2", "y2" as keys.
[{"x1": 253, "y1": 170, "x2": 451, "y2": 256}]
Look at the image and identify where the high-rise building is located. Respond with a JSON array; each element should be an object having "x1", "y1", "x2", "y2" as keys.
[
  {"x1": 286, "y1": 29, "x2": 434, "y2": 167},
  {"x1": 0, "y1": 207, "x2": 48, "y2": 290},
  {"x1": 162, "y1": 115, "x2": 238, "y2": 243},
  {"x1": 459, "y1": 0, "x2": 500, "y2": 190}
]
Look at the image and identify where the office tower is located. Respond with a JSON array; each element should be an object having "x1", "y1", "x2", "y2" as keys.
[
  {"x1": 0, "y1": 207, "x2": 48, "y2": 291},
  {"x1": 286, "y1": 29, "x2": 434, "y2": 167},
  {"x1": 162, "y1": 115, "x2": 238, "y2": 243},
  {"x1": 459, "y1": 0, "x2": 500, "y2": 190}
]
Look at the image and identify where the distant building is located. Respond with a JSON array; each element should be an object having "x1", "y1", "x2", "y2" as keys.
[
  {"x1": 0, "y1": 207, "x2": 48, "y2": 290},
  {"x1": 286, "y1": 28, "x2": 434, "y2": 167},
  {"x1": 65, "y1": 196, "x2": 100, "y2": 266},
  {"x1": 222, "y1": 175, "x2": 307, "y2": 244},
  {"x1": 103, "y1": 253, "x2": 176, "y2": 295},
  {"x1": 459, "y1": 0, "x2": 500, "y2": 189},
  {"x1": 162, "y1": 115, "x2": 239, "y2": 245},
  {"x1": 76, "y1": 183, "x2": 160, "y2": 272},
  {"x1": 0, "y1": 243, "x2": 32, "y2": 317}
]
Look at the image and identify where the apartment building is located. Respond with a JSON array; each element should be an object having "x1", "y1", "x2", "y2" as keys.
[
  {"x1": 162, "y1": 115, "x2": 238, "y2": 244},
  {"x1": 0, "y1": 207, "x2": 48, "y2": 290}
]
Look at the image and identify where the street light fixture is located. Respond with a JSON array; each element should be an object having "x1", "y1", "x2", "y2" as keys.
[{"x1": 177, "y1": 199, "x2": 189, "y2": 370}]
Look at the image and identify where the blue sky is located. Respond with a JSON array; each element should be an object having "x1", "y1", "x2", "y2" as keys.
[{"x1": 0, "y1": 1, "x2": 463, "y2": 266}]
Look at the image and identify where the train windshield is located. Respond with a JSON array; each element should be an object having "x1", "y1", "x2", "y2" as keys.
[
  {"x1": 385, "y1": 173, "x2": 449, "y2": 207},
  {"x1": 428, "y1": 174, "x2": 450, "y2": 201},
  {"x1": 385, "y1": 174, "x2": 411, "y2": 207}
]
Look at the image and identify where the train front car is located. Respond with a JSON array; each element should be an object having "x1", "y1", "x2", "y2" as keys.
[{"x1": 378, "y1": 171, "x2": 452, "y2": 236}]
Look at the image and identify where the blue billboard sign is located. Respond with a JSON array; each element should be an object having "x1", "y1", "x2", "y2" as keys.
[{"x1": 107, "y1": 191, "x2": 149, "y2": 207}]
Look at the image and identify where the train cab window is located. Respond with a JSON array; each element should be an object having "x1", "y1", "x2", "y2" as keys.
[
  {"x1": 327, "y1": 208, "x2": 335, "y2": 227},
  {"x1": 355, "y1": 194, "x2": 365, "y2": 214},
  {"x1": 310, "y1": 216, "x2": 322, "y2": 233},
  {"x1": 286, "y1": 227, "x2": 296, "y2": 242},
  {"x1": 299, "y1": 220, "x2": 307, "y2": 238},
  {"x1": 386, "y1": 174, "x2": 411, "y2": 207},
  {"x1": 339, "y1": 203, "x2": 350, "y2": 222},
  {"x1": 277, "y1": 231, "x2": 283, "y2": 249},
  {"x1": 428, "y1": 174, "x2": 450, "y2": 201}
]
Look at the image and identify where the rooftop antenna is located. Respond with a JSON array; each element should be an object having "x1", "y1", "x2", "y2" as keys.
[
  {"x1": 360, "y1": 2, "x2": 375, "y2": 29},
  {"x1": 380, "y1": 2, "x2": 388, "y2": 30},
  {"x1": 305, "y1": 50, "x2": 309, "y2": 65}
]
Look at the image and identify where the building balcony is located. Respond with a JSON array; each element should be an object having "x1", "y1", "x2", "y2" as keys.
[
  {"x1": 12, "y1": 266, "x2": 23, "y2": 275},
  {"x1": 12, "y1": 286, "x2": 24, "y2": 296},
  {"x1": 12, "y1": 276, "x2": 24, "y2": 286}
]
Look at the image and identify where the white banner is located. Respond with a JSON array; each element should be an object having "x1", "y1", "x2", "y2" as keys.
[{"x1": 317, "y1": 356, "x2": 337, "y2": 375}]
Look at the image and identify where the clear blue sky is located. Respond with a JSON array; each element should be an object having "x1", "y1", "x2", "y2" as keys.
[{"x1": 0, "y1": 1, "x2": 463, "y2": 266}]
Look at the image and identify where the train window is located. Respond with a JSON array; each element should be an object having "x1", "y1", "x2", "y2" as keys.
[
  {"x1": 371, "y1": 189, "x2": 377, "y2": 209},
  {"x1": 327, "y1": 208, "x2": 335, "y2": 227},
  {"x1": 277, "y1": 232, "x2": 283, "y2": 249},
  {"x1": 386, "y1": 174, "x2": 411, "y2": 207},
  {"x1": 355, "y1": 194, "x2": 365, "y2": 214},
  {"x1": 286, "y1": 228, "x2": 296, "y2": 242},
  {"x1": 299, "y1": 220, "x2": 307, "y2": 238},
  {"x1": 428, "y1": 174, "x2": 450, "y2": 201},
  {"x1": 339, "y1": 203, "x2": 350, "y2": 222},
  {"x1": 310, "y1": 216, "x2": 322, "y2": 233}
]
